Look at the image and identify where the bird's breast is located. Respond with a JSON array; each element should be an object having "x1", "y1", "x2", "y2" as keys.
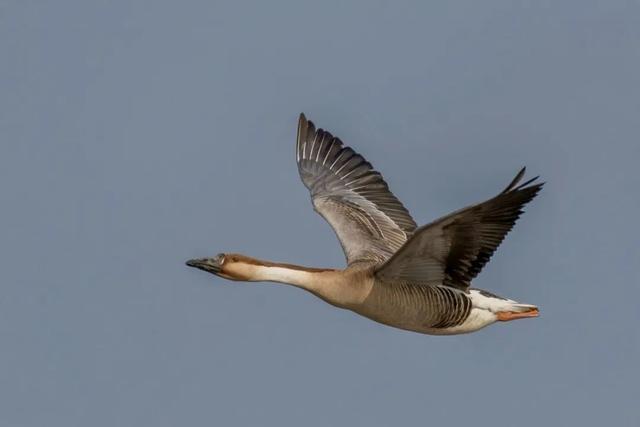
[{"x1": 306, "y1": 269, "x2": 375, "y2": 309}]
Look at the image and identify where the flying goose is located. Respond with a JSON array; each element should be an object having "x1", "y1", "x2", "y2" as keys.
[{"x1": 187, "y1": 114, "x2": 543, "y2": 335}]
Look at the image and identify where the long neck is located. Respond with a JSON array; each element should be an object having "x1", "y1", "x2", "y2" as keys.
[
  {"x1": 223, "y1": 255, "x2": 370, "y2": 308},
  {"x1": 225, "y1": 257, "x2": 337, "y2": 293},
  {"x1": 251, "y1": 265, "x2": 326, "y2": 290}
]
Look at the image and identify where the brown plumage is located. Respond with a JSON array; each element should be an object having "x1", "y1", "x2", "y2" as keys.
[{"x1": 186, "y1": 114, "x2": 543, "y2": 335}]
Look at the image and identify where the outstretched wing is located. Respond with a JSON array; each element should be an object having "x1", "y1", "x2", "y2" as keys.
[
  {"x1": 296, "y1": 114, "x2": 417, "y2": 265},
  {"x1": 375, "y1": 168, "x2": 543, "y2": 291}
]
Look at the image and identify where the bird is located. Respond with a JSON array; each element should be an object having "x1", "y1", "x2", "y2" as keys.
[{"x1": 186, "y1": 114, "x2": 543, "y2": 335}]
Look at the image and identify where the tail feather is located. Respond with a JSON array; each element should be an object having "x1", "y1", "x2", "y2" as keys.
[
  {"x1": 510, "y1": 303, "x2": 539, "y2": 312},
  {"x1": 469, "y1": 289, "x2": 539, "y2": 321}
]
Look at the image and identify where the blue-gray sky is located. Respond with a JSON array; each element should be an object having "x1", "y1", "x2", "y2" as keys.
[{"x1": 1, "y1": 1, "x2": 639, "y2": 426}]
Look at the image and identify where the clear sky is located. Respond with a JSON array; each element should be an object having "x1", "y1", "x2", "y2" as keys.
[{"x1": 1, "y1": 1, "x2": 638, "y2": 426}]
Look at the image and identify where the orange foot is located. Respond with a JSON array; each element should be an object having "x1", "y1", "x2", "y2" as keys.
[{"x1": 496, "y1": 308, "x2": 539, "y2": 322}]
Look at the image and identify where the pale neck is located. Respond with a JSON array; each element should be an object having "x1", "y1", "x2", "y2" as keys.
[
  {"x1": 253, "y1": 265, "x2": 318, "y2": 288},
  {"x1": 225, "y1": 257, "x2": 367, "y2": 308},
  {"x1": 226, "y1": 259, "x2": 336, "y2": 293}
]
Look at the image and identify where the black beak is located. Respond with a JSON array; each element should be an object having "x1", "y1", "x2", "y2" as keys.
[{"x1": 185, "y1": 258, "x2": 221, "y2": 274}]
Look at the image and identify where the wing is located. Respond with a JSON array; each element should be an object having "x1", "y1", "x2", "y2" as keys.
[
  {"x1": 296, "y1": 113, "x2": 417, "y2": 265},
  {"x1": 375, "y1": 168, "x2": 543, "y2": 291}
]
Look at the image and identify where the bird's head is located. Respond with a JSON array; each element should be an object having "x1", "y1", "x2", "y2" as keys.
[{"x1": 185, "y1": 253, "x2": 258, "y2": 281}]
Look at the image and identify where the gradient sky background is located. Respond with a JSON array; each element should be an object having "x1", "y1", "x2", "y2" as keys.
[{"x1": 1, "y1": 1, "x2": 639, "y2": 426}]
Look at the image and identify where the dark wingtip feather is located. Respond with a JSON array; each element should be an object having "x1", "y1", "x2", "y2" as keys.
[
  {"x1": 501, "y1": 167, "x2": 526, "y2": 194},
  {"x1": 501, "y1": 167, "x2": 545, "y2": 195},
  {"x1": 298, "y1": 113, "x2": 313, "y2": 136},
  {"x1": 515, "y1": 175, "x2": 540, "y2": 191},
  {"x1": 297, "y1": 113, "x2": 311, "y2": 162},
  {"x1": 297, "y1": 113, "x2": 308, "y2": 137}
]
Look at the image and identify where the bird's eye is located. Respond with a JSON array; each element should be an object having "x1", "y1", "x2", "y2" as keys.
[{"x1": 216, "y1": 253, "x2": 225, "y2": 264}]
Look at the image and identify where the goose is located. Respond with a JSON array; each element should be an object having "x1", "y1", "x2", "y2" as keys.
[{"x1": 186, "y1": 114, "x2": 543, "y2": 335}]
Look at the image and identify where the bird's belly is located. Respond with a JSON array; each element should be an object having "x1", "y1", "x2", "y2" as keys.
[
  {"x1": 352, "y1": 304, "x2": 497, "y2": 335},
  {"x1": 350, "y1": 282, "x2": 497, "y2": 335}
]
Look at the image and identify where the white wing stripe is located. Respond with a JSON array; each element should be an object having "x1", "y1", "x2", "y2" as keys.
[
  {"x1": 309, "y1": 132, "x2": 318, "y2": 160},
  {"x1": 340, "y1": 168, "x2": 358, "y2": 181},
  {"x1": 315, "y1": 138, "x2": 324, "y2": 162},
  {"x1": 322, "y1": 140, "x2": 334, "y2": 166},
  {"x1": 329, "y1": 151, "x2": 345, "y2": 171},
  {"x1": 334, "y1": 161, "x2": 350, "y2": 176}
]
